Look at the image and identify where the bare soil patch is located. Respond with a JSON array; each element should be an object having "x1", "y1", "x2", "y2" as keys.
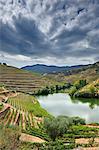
[{"x1": 20, "y1": 133, "x2": 46, "y2": 143}]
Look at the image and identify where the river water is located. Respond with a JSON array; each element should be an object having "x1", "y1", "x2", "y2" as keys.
[{"x1": 37, "y1": 93, "x2": 99, "y2": 123}]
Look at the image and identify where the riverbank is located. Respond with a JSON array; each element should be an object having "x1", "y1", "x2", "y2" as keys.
[{"x1": 69, "y1": 79, "x2": 99, "y2": 99}]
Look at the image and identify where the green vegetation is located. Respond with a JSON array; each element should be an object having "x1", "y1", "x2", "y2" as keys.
[
  {"x1": 0, "y1": 116, "x2": 99, "y2": 150},
  {"x1": 0, "y1": 103, "x2": 3, "y2": 111},
  {"x1": 47, "y1": 62, "x2": 99, "y2": 85},
  {"x1": 35, "y1": 83, "x2": 71, "y2": 95},
  {"x1": 68, "y1": 125, "x2": 98, "y2": 138},
  {"x1": 74, "y1": 79, "x2": 99, "y2": 98},
  {"x1": 69, "y1": 79, "x2": 87, "y2": 97},
  {"x1": 44, "y1": 116, "x2": 85, "y2": 141},
  {"x1": 0, "y1": 92, "x2": 50, "y2": 134},
  {"x1": 71, "y1": 116, "x2": 86, "y2": 125},
  {"x1": 8, "y1": 93, "x2": 49, "y2": 117},
  {"x1": 26, "y1": 127, "x2": 50, "y2": 141},
  {"x1": 0, "y1": 125, "x2": 20, "y2": 150},
  {"x1": 0, "y1": 125, "x2": 74, "y2": 150},
  {"x1": 0, "y1": 62, "x2": 99, "y2": 149},
  {"x1": 69, "y1": 79, "x2": 99, "y2": 98}
]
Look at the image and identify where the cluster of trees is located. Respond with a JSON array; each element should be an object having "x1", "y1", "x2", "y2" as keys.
[
  {"x1": 75, "y1": 86, "x2": 98, "y2": 98},
  {"x1": 44, "y1": 116, "x2": 85, "y2": 141},
  {"x1": 69, "y1": 80, "x2": 87, "y2": 97},
  {"x1": 35, "y1": 83, "x2": 71, "y2": 96},
  {"x1": 70, "y1": 79, "x2": 99, "y2": 98}
]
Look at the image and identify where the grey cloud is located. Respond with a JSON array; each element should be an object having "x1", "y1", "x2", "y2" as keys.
[{"x1": 0, "y1": 0, "x2": 99, "y2": 67}]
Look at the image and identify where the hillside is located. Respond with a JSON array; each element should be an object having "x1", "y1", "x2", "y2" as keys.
[
  {"x1": 74, "y1": 79, "x2": 99, "y2": 98},
  {"x1": 47, "y1": 61, "x2": 99, "y2": 84},
  {"x1": 21, "y1": 64, "x2": 88, "y2": 74},
  {"x1": 0, "y1": 86, "x2": 50, "y2": 136},
  {"x1": 0, "y1": 62, "x2": 98, "y2": 96},
  {"x1": 0, "y1": 64, "x2": 55, "y2": 94}
]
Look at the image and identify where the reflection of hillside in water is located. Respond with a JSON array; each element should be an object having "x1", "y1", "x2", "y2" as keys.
[{"x1": 71, "y1": 97, "x2": 99, "y2": 109}]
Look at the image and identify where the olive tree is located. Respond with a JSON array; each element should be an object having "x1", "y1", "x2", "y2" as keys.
[{"x1": 44, "y1": 116, "x2": 72, "y2": 141}]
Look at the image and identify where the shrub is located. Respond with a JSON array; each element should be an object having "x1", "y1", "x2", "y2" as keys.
[
  {"x1": 89, "y1": 86, "x2": 96, "y2": 94},
  {"x1": 0, "y1": 126, "x2": 20, "y2": 150},
  {"x1": 69, "y1": 86, "x2": 77, "y2": 96},
  {"x1": 69, "y1": 80, "x2": 87, "y2": 97},
  {"x1": 0, "y1": 103, "x2": 3, "y2": 110},
  {"x1": 71, "y1": 117, "x2": 86, "y2": 125},
  {"x1": 74, "y1": 80, "x2": 87, "y2": 90},
  {"x1": 44, "y1": 116, "x2": 73, "y2": 141}
]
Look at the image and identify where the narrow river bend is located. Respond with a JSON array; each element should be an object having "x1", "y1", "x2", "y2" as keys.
[{"x1": 37, "y1": 93, "x2": 99, "y2": 123}]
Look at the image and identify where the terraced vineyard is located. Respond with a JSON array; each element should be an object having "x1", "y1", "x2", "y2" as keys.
[
  {"x1": 8, "y1": 93, "x2": 49, "y2": 117},
  {"x1": 0, "y1": 92, "x2": 50, "y2": 131},
  {"x1": 0, "y1": 64, "x2": 55, "y2": 94},
  {"x1": 0, "y1": 107, "x2": 42, "y2": 130}
]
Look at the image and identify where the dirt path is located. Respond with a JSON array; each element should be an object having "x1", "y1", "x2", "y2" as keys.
[
  {"x1": 20, "y1": 133, "x2": 45, "y2": 143},
  {"x1": 14, "y1": 110, "x2": 20, "y2": 125},
  {"x1": 84, "y1": 125, "x2": 99, "y2": 129},
  {"x1": 0, "y1": 90, "x2": 9, "y2": 94},
  {"x1": 75, "y1": 138, "x2": 99, "y2": 144},
  {"x1": 0, "y1": 103, "x2": 10, "y2": 113},
  {"x1": 75, "y1": 137, "x2": 99, "y2": 150},
  {"x1": 29, "y1": 113, "x2": 34, "y2": 127},
  {"x1": 0, "y1": 91, "x2": 18, "y2": 102},
  {"x1": 10, "y1": 109, "x2": 16, "y2": 125},
  {"x1": 4, "y1": 108, "x2": 13, "y2": 125},
  {"x1": 22, "y1": 112, "x2": 26, "y2": 130},
  {"x1": 74, "y1": 147, "x2": 99, "y2": 150},
  {"x1": 82, "y1": 147, "x2": 99, "y2": 150}
]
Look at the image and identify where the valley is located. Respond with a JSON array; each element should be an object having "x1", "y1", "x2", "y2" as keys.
[
  {"x1": 0, "y1": 0, "x2": 99, "y2": 149},
  {"x1": 0, "y1": 62, "x2": 99, "y2": 149}
]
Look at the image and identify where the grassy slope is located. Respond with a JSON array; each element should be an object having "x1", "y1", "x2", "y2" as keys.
[
  {"x1": 46, "y1": 62, "x2": 99, "y2": 98},
  {"x1": 8, "y1": 93, "x2": 50, "y2": 117},
  {"x1": 66, "y1": 62, "x2": 99, "y2": 98},
  {"x1": 0, "y1": 64, "x2": 57, "y2": 94},
  {"x1": 74, "y1": 79, "x2": 99, "y2": 98}
]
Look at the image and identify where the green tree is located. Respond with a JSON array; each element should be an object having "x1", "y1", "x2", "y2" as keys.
[
  {"x1": 71, "y1": 117, "x2": 85, "y2": 125},
  {"x1": 89, "y1": 86, "x2": 95, "y2": 95},
  {"x1": 74, "y1": 80, "x2": 87, "y2": 90},
  {"x1": 44, "y1": 116, "x2": 72, "y2": 141},
  {"x1": 69, "y1": 86, "x2": 77, "y2": 97}
]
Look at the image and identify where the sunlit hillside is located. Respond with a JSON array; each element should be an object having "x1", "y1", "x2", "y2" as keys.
[
  {"x1": 74, "y1": 79, "x2": 99, "y2": 98},
  {"x1": 47, "y1": 62, "x2": 99, "y2": 84}
]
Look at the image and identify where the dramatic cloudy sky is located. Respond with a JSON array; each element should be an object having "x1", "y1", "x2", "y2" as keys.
[{"x1": 0, "y1": 0, "x2": 99, "y2": 67}]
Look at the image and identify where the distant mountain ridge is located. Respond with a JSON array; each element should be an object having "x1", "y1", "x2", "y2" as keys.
[{"x1": 21, "y1": 64, "x2": 90, "y2": 74}]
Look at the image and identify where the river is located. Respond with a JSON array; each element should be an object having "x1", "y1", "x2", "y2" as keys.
[{"x1": 37, "y1": 93, "x2": 99, "y2": 123}]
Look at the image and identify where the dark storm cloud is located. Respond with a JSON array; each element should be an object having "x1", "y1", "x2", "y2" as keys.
[
  {"x1": 0, "y1": 0, "x2": 99, "y2": 66},
  {"x1": 0, "y1": 16, "x2": 51, "y2": 56}
]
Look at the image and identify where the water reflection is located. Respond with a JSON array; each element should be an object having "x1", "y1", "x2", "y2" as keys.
[
  {"x1": 37, "y1": 93, "x2": 99, "y2": 123},
  {"x1": 71, "y1": 97, "x2": 99, "y2": 109}
]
